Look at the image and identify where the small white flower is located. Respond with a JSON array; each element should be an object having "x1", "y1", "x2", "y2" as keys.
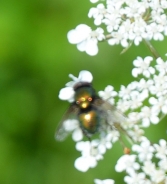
[
  {"x1": 128, "y1": 91, "x2": 143, "y2": 109},
  {"x1": 94, "y1": 179, "x2": 115, "y2": 184},
  {"x1": 129, "y1": 19, "x2": 148, "y2": 45},
  {"x1": 117, "y1": 99, "x2": 130, "y2": 112},
  {"x1": 107, "y1": 1, "x2": 122, "y2": 18},
  {"x1": 67, "y1": 24, "x2": 104, "y2": 55},
  {"x1": 115, "y1": 155, "x2": 140, "y2": 173},
  {"x1": 59, "y1": 70, "x2": 93, "y2": 102},
  {"x1": 122, "y1": 2, "x2": 146, "y2": 18},
  {"x1": 105, "y1": 130, "x2": 120, "y2": 143},
  {"x1": 132, "y1": 56, "x2": 155, "y2": 78},
  {"x1": 76, "y1": 141, "x2": 102, "y2": 160},
  {"x1": 150, "y1": 83, "x2": 167, "y2": 97},
  {"x1": 124, "y1": 171, "x2": 146, "y2": 184},
  {"x1": 72, "y1": 128, "x2": 83, "y2": 142},
  {"x1": 108, "y1": 29, "x2": 129, "y2": 47},
  {"x1": 103, "y1": 15, "x2": 121, "y2": 33},
  {"x1": 132, "y1": 139, "x2": 155, "y2": 161},
  {"x1": 63, "y1": 119, "x2": 79, "y2": 132},
  {"x1": 97, "y1": 142, "x2": 109, "y2": 155},
  {"x1": 139, "y1": 106, "x2": 159, "y2": 127},
  {"x1": 58, "y1": 87, "x2": 75, "y2": 102},
  {"x1": 149, "y1": 0, "x2": 164, "y2": 12},
  {"x1": 118, "y1": 19, "x2": 133, "y2": 40},
  {"x1": 160, "y1": 0, "x2": 167, "y2": 9},
  {"x1": 154, "y1": 139, "x2": 167, "y2": 159},
  {"x1": 91, "y1": 140, "x2": 105, "y2": 160},
  {"x1": 127, "y1": 125, "x2": 144, "y2": 142},
  {"x1": 142, "y1": 161, "x2": 156, "y2": 176},
  {"x1": 88, "y1": 4, "x2": 108, "y2": 25},
  {"x1": 149, "y1": 96, "x2": 167, "y2": 114},
  {"x1": 75, "y1": 144, "x2": 96, "y2": 171},
  {"x1": 150, "y1": 169, "x2": 166, "y2": 184},
  {"x1": 98, "y1": 85, "x2": 117, "y2": 104},
  {"x1": 151, "y1": 74, "x2": 167, "y2": 97},
  {"x1": 146, "y1": 22, "x2": 164, "y2": 41},
  {"x1": 75, "y1": 141, "x2": 104, "y2": 172},
  {"x1": 56, "y1": 119, "x2": 83, "y2": 141},
  {"x1": 128, "y1": 112, "x2": 141, "y2": 123},
  {"x1": 138, "y1": 78, "x2": 154, "y2": 95},
  {"x1": 61, "y1": 119, "x2": 83, "y2": 141},
  {"x1": 155, "y1": 57, "x2": 167, "y2": 74},
  {"x1": 153, "y1": 73, "x2": 167, "y2": 86},
  {"x1": 119, "y1": 82, "x2": 137, "y2": 100},
  {"x1": 74, "y1": 156, "x2": 97, "y2": 172},
  {"x1": 158, "y1": 157, "x2": 167, "y2": 171}
]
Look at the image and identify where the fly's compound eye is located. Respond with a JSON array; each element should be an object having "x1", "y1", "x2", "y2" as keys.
[{"x1": 88, "y1": 97, "x2": 92, "y2": 102}]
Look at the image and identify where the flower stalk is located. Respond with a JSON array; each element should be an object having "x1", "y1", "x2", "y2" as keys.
[{"x1": 143, "y1": 39, "x2": 161, "y2": 59}]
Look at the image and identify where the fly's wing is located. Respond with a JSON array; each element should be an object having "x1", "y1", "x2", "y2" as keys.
[
  {"x1": 55, "y1": 104, "x2": 79, "y2": 141},
  {"x1": 92, "y1": 98, "x2": 127, "y2": 127}
]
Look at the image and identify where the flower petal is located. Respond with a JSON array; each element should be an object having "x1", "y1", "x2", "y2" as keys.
[
  {"x1": 85, "y1": 39, "x2": 98, "y2": 56},
  {"x1": 78, "y1": 70, "x2": 93, "y2": 83},
  {"x1": 94, "y1": 179, "x2": 115, "y2": 184},
  {"x1": 72, "y1": 128, "x2": 83, "y2": 142},
  {"x1": 58, "y1": 87, "x2": 75, "y2": 101},
  {"x1": 67, "y1": 24, "x2": 91, "y2": 44},
  {"x1": 74, "y1": 157, "x2": 90, "y2": 172}
]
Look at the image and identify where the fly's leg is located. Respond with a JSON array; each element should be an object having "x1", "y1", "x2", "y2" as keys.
[{"x1": 80, "y1": 127, "x2": 92, "y2": 142}]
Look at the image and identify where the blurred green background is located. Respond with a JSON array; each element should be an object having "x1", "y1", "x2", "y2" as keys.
[{"x1": 0, "y1": 1, "x2": 166, "y2": 184}]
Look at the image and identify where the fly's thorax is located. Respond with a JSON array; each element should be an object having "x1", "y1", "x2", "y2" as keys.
[
  {"x1": 78, "y1": 108, "x2": 100, "y2": 134},
  {"x1": 74, "y1": 84, "x2": 96, "y2": 109}
]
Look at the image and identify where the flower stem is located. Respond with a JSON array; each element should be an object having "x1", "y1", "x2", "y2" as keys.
[{"x1": 143, "y1": 39, "x2": 161, "y2": 59}]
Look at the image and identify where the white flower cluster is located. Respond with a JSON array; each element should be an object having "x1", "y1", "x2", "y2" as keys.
[
  {"x1": 58, "y1": 55, "x2": 167, "y2": 182},
  {"x1": 74, "y1": 129, "x2": 119, "y2": 172},
  {"x1": 115, "y1": 138, "x2": 167, "y2": 184},
  {"x1": 67, "y1": 0, "x2": 167, "y2": 55},
  {"x1": 117, "y1": 55, "x2": 167, "y2": 129},
  {"x1": 58, "y1": 54, "x2": 167, "y2": 167}
]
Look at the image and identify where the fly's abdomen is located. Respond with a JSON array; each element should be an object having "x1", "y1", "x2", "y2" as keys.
[{"x1": 79, "y1": 109, "x2": 100, "y2": 134}]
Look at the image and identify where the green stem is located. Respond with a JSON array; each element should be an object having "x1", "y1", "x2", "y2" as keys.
[{"x1": 143, "y1": 39, "x2": 161, "y2": 59}]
